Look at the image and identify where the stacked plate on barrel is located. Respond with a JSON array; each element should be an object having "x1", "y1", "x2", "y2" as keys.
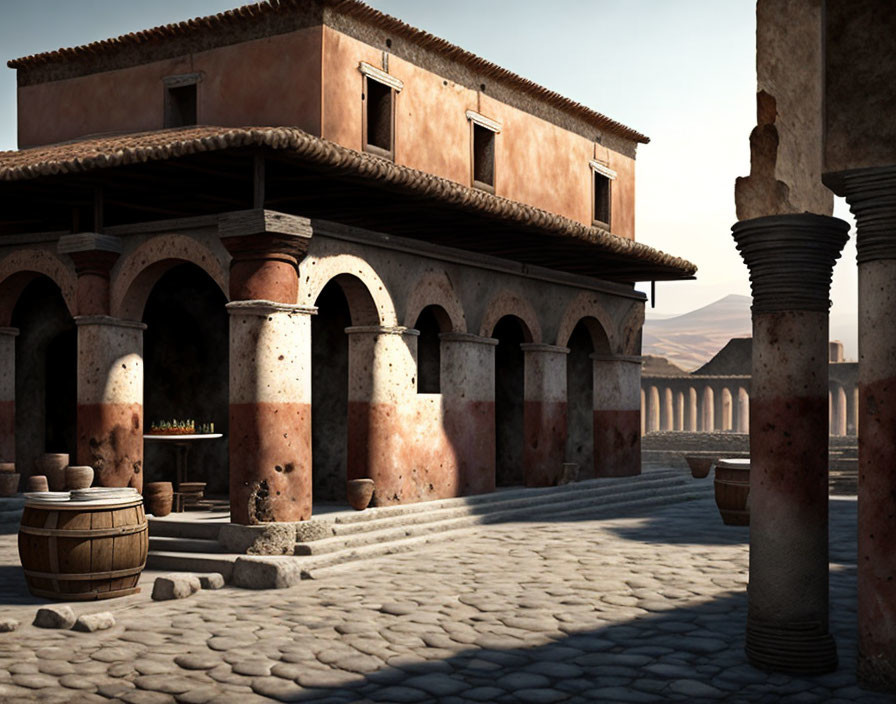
[{"x1": 69, "y1": 487, "x2": 139, "y2": 505}]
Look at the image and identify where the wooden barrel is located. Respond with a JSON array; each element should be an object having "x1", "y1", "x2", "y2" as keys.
[
  {"x1": 18, "y1": 499, "x2": 147, "y2": 600},
  {"x1": 714, "y1": 458, "x2": 750, "y2": 526}
]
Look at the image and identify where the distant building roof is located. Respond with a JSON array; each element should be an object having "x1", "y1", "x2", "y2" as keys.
[
  {"x1": 7, "y1": 0, "x2": 649, "y2": 147},
  {"x1": 693, "y1": 338, "x2": 752, "y2": 375}
]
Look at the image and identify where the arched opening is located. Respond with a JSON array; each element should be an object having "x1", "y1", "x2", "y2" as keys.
[
  {"x1": 312, "y1": 274, "x2": 379, "y2": 504},
  {"x1": 12, "y1": 276, "x2": 76, "y2": 480},
  {"x1": 142, "y1": 263, "x2": 229, "y2": 500},
  {"x1": 414, "y1": 305, "x2": 451, "y2": 394},
  {"x1": 493, "y1": 315, "x2": 530, "y2": 487}
]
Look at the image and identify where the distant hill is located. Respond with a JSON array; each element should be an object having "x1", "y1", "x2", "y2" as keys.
[{"x1": 643, "y1": 295, "x2": 752, "y2": 372}]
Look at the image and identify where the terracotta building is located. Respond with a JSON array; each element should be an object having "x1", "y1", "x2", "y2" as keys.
[{"x1": 0, "y1": 0, "x2": 693, "y2": 525}]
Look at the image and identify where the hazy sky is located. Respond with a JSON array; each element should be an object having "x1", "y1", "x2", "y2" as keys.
[{"x1": 0, "y1": 0, "x2": 859, "y2": 355}]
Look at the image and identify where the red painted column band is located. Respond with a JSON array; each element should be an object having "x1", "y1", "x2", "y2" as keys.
[
  {"x1": 592, "y1": 354, "x2": 642, "y2": 478},
  {"x1": 521, "y1": 343, "x2": 569, "y2": 487}
]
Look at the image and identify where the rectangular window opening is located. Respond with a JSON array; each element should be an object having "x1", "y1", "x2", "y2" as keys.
[
  {"x1": 166, "y1": 84, "x2": 197, "y2": 128},
  {"x1": 472, "y1": 123, "x2": 495, "y2": 191},
  {"x1": 593, "y1": 172, "x2": 611, "y2": 226},
  {"x1": 365, "y1": 78, "x2": 393, "y2": 156}
]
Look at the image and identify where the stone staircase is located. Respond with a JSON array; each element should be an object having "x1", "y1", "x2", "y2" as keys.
[{"x1": 147, "y1": 467, "x2": 710, "y2": 586}]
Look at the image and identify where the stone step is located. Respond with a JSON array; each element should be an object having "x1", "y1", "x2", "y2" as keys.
[
  {"x1": 296, "y1": 481, "x2": 699, "y2": 557},
  {"x1": 145, "y1": 551, "x2": 237, "y2": 581},
  {"x1": 148, "y1": 517, "x2": 227, "y2": 541},
  {"x1": 300, "y1": 489, "x2": 710, "y2": 580},
  {"x1": 148, "y1": 535, "x2": 227, "y2": 554},
  {"x1": 325, "y1": 471, "x2": 690, "y2": 539}
]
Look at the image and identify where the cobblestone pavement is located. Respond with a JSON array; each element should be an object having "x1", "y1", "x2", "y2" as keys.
[{"x1": 0, "y1": 486, "x2": 889, "y2": 703}]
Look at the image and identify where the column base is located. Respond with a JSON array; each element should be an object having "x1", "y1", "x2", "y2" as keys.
[
  {"x1": 746, "y1": 619, "x2": 837, "y2": 675},
  {"x1": 858, "y1": 653, "x2": 896, "y2": 693}
]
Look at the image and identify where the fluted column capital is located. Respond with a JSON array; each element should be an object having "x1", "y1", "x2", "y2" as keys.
[
  {"x1": 732, "y1": 213, "x2": 849, "y2": 314},
  {"x1": 840, "y1": 166, "x2": 896, "y2": 263}
]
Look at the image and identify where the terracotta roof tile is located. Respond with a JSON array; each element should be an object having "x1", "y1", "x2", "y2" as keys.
[
  {"x1": 0, "y1": 126, "x2": 693, "y2": 278},
  {"x1": 7, "y1": 0, "x2": 648, "y2": 145}
]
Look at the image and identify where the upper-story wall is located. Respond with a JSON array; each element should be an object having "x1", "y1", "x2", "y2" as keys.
[
  {"x1": 16, "y1": 27, "x2": 323, "y2": 149},
  {"x1": 13, "y1": 18, "x2": 637, "y2": 239}
]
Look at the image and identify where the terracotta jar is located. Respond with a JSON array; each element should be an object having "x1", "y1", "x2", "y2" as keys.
[
  {"x1": 36, "y1": 453, "x2": 69, "y2": 492},
  {"x1": 27, "y1": 475, "x2": 49, "y2": 492},
  {"x1": 686, "y1": 455, "x2": 716, "y2": 479},
  {"x1": 65, "y1": 466, "x2": 94, "y2": 490},
  {"x1": 0, "y1": 462, "x2": 15, "y2": 473},
  {"x1": 144, "y1": 482, "x2": 174, "y2": 517},
  {"x1": 347, "y1": 478, "x2": 375, "y2": 511},
  {"x1": 0, "y1": 473, "x2": 19, "y2": 497}
]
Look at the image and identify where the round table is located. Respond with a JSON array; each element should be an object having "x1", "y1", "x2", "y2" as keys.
[{"x1": 143, "y1": 433, "x2": 223, "y2": 492}]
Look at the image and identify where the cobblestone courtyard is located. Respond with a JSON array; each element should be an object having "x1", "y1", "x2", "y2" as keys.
[{"x1": 0, "y1": 485, "x2": 888, "y2": 703}]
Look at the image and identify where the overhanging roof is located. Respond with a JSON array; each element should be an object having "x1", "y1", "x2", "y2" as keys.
[{"x1": 0, "y1": 126, "x2": 695, "y2": 283}]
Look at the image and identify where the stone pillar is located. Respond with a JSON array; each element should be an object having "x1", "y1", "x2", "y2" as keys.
[
  {"x1": 831, "y1": 386, "x2": 847, "y2": 437},
  {"x1": 0, "y1": 327, "x2": 18, "y2": 462},
  {"x1": 520, "y1": 343, "x2": 568, "y2": 486},
  {"x1": 733, "y1": 213, "x2": 848, "y2": 675},
  {"x1": 592, "y1": 354, "x2": 641, "y2": 477},
  {"x1": 701, "y1": 386, "x2": 714, "y2": 432},
  {"x1": 220, "y1": 209, "x2": 313, "y2": 524},
  {"x1": 843, "y1": 166, "x2": 896, "y2": 690},
  {"x1": 736, "y1": 389, "x2": 750, "y2": 434},
  {"x1": 660, "y1": 387, "x2": 673, "y2": 431},
  {"x1": 346, "y1": 326, "x2": 417, "y2": 504},
  {"x1": 847, "y1": 386, "x2": 858, "y2": 436},
  {"x1": 686, "y1": 387, "x2": 698, "y2": 431},
  {"x1": 440, "y1": 332, "x2": 498, "y2": 496},
  {"x1": 58, "y1": 233, "x2": 122, "y2": 316},
  {"x1": 75, "y1": 317, "x2": 145, "y2": 489},
  {"x1": 713, "y1": 386, "x2": 725, "y2": 431},
  {"x1": 228, "y1": 302, "x2": 314, "y2": 524},
  {"x1": 640, "y1": 388, "x2": 646, "y2": 436},
  {"x1": 673, "y1": 391, "x2": 684, "y2": 431},
  {"x1": 647, "y1": 386, "x2": 660, "y2": 433}
]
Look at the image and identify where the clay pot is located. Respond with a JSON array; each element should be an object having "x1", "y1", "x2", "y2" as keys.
[
  {"x1": 36, "y1": 453, "x2": 69, "y2": 492},
  {"x1": 65, "y1": 465, "x2": 94, "y2": 490},
  {"x1": 0, "y1": 473, "x2": 19, "y2": 497},
  {"x1": 144, "y1": 482, "x2": 174, "y2": 517},
  {"x1": 347, "y1": 478, "x2": 375, "y2": 511},
  {"x1": 27, "y1": 475, "x2": 49, "y2": 492},
  {"x1": 686, "y1": 455, "x2": 716, "y2": 479},
  {"x1": 0, "y1": 462, "x2": 15, "y2": 473}
]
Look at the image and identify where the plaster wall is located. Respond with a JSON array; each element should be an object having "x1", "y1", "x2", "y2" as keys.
[{"x1": 17, "y1": 28, "x2": 322, "y2": 148}]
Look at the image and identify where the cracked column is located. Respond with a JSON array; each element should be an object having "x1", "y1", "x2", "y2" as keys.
[
  {"x1": 0, "y1": 327, "x2": 18, "y2": 462},
  {"x1": 840, "y1": 167, "x2": 896, "y2": 689},
  {"x1": 220, "y1": 210, "x2": 312, "y2": 524},
  {"x1": 440, "y1": 332, "x2": 498, "y2": 496},
  {"x1": 733, "y1": 214, "x2": 848, "y2": 675},
  {"x1": 345, "y1": 325, "x2": 418, "y2": 504},
  {"x1": 60, "y1": 234, "x2": 145, "y2": 490},
  {"x1": 520, "y1": 343, "x2": 568, "y2": 486},
  {"x1": 592, "y1": 354, "x2": 641, "y2": 477}
]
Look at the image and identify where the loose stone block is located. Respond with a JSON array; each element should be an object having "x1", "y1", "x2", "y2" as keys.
[
  {"x1": 33, "y1": 605, "x2": 76, "y2": 629},
  {"x1": 231, "y1": 555, "x2": 304, "y2": 589},
  {"x1": 73, "y1": 612, "x2": 115, "y2": 632},
  {"x1": 198, "y1": 573, "x2": 225, "y2": 590},
  {"x1": 218, "y1": 522, "x2": 296, "y2": 555},
  {"x1": 0, "y1": 617, "x2": 19, "y2": 632},
  {"x1": 151, "y1": 574, "x2": 201, "y2": 601}
]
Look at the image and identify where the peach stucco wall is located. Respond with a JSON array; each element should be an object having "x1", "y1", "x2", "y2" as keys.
[
  {"x1": 320, "y1": 27, "x2": 635, "y2": 239},
  {"x1": 17, "y1": 28, "x2": 322, "y2": 148}
]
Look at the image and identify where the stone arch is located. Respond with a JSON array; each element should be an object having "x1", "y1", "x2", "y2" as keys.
[
  {"x1": 618, "y1": 303, "x2": 645, "y2": 356},
  {"x1": 404, "y1": 271, "x2": 466, "y2": 333},
  {"x1": 112, "y1": 235, "x2": 229, "y2": 320},
  {"x1": 555, "y1": 293, "x2": 617, "y2": 352},
  {"x1": 301, "y1": 254, "x2": 396, "y2": 326},
  {"x1": 0, "y1": 249, "x2": 77, "y2": 325},
  {"x1": 478, "y1": 290, "x2": 540, "y2": 343}
]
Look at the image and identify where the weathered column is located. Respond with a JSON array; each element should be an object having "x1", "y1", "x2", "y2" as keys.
[
  {"x1": 75, "y1": 317, "x2": 145, "y2": 489},
  {"x1": 521, "y1": 343, "x2": 568, "y2": 486},
  {"x1": 831, "y1": 386, "x2": 847, "y2": 436},
  {"x1": 220, "y1": 209, "x2": 312, "y2": 524},
  {"x1": 847, "y1": 385, "x2": 858, "y2": 436},
  {"x1": 673, "y1": 390, "x2": 684, "y2": 431},
  {"x1": 736, "y1": 389, "x2": 750, "y2": 434},
  {"x1": 345, "y1": 325, "x2": 417, "y2": 504},
  {"x1": 843, "y1": 166, "x2": 896, "y2": 690},
  {"x1": 713, "y1": 386, "x2": 725, "y2": 431},
  {"x1": 701, "y1": 386, "x2": 714, "y2": 432},
  {"x1": 686, "y1": 387, "x2": 698, "y2": 431},
  {"x1": 227, "y1": 301, "x2": 314, "y2": 523},
  {"x1": 647, "y1": 386, "x2": 660, "y2": 433},
  {"x1": 440, "y1": 332, "x2": 498, "y2": 496},
  {"x1": 592, "y1": 354, "x2": 641, "y2": 477},
  {"x1": 0, "y1": 327, "x2": 19, "y2": 462},
  {"x1": 640, "y1": 388, "x2": 646, "y2": 436},
  {"x1": 660, "y1": 387, "x2": 673, "y2": 431},
  {"x1": 733, "y1": 213, "x2": 848, "y2": 675}
]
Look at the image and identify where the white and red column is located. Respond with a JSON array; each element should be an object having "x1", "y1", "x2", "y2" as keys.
[
  {"x1": 521, "y1": 343, "x2": 568, "y2": 486},
  {"x1": 733, "y1": 213, "x2": 848, "y2": 675},
  {"x1": 592, "y1": 354, "x2": 642, "y2": 477},
  {"x1": 220, "y1": 209, "x2": 313, "y2": 524}
]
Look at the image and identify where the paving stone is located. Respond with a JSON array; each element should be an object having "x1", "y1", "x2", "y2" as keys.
[
  {"x1": 58, "y1": 674, "x2": 99, "y2": 690},
  {"x1": 668, "y1": 679, "x2": 727, "y2": 698},
  {"x1": 134, "y1": 674, "x2": 203, "y2": 694},
  {"x1": 523, "y1": 661, "x2": 584, "y2": 679},
  {"x1": 463, "y1": 686, "x2": 507, "y2": 701},
  {"x1": 250, "y1": 675, "x2": 306, "y2": 701},
  {"x1": 368, "y1": 685, "x2": 430, "y2": 702},
  {"x1": 583, "y1": 686, "x2": 664, "y2": 702},
  {"x1": 496, "y1": 672, "x2": 551, "y2": 690},
  {"x1": 33, "y1": 605, "x2": 76, "y2": 629},
  {"x1": 12, "y1": 673, "x2": 58, "y2": 689},
  {"x1": 175, "y1": 654, "x2": 221, "y2": 671},
  {"x1": 513, "y1": 687, "x2": 569, "y2": 703},
  {"x1": 153, "y1": 574, "x2": 201, "y2": 601},
  {"x1": 230, "y1": 659, "x2": 274, "y2": 676}
]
